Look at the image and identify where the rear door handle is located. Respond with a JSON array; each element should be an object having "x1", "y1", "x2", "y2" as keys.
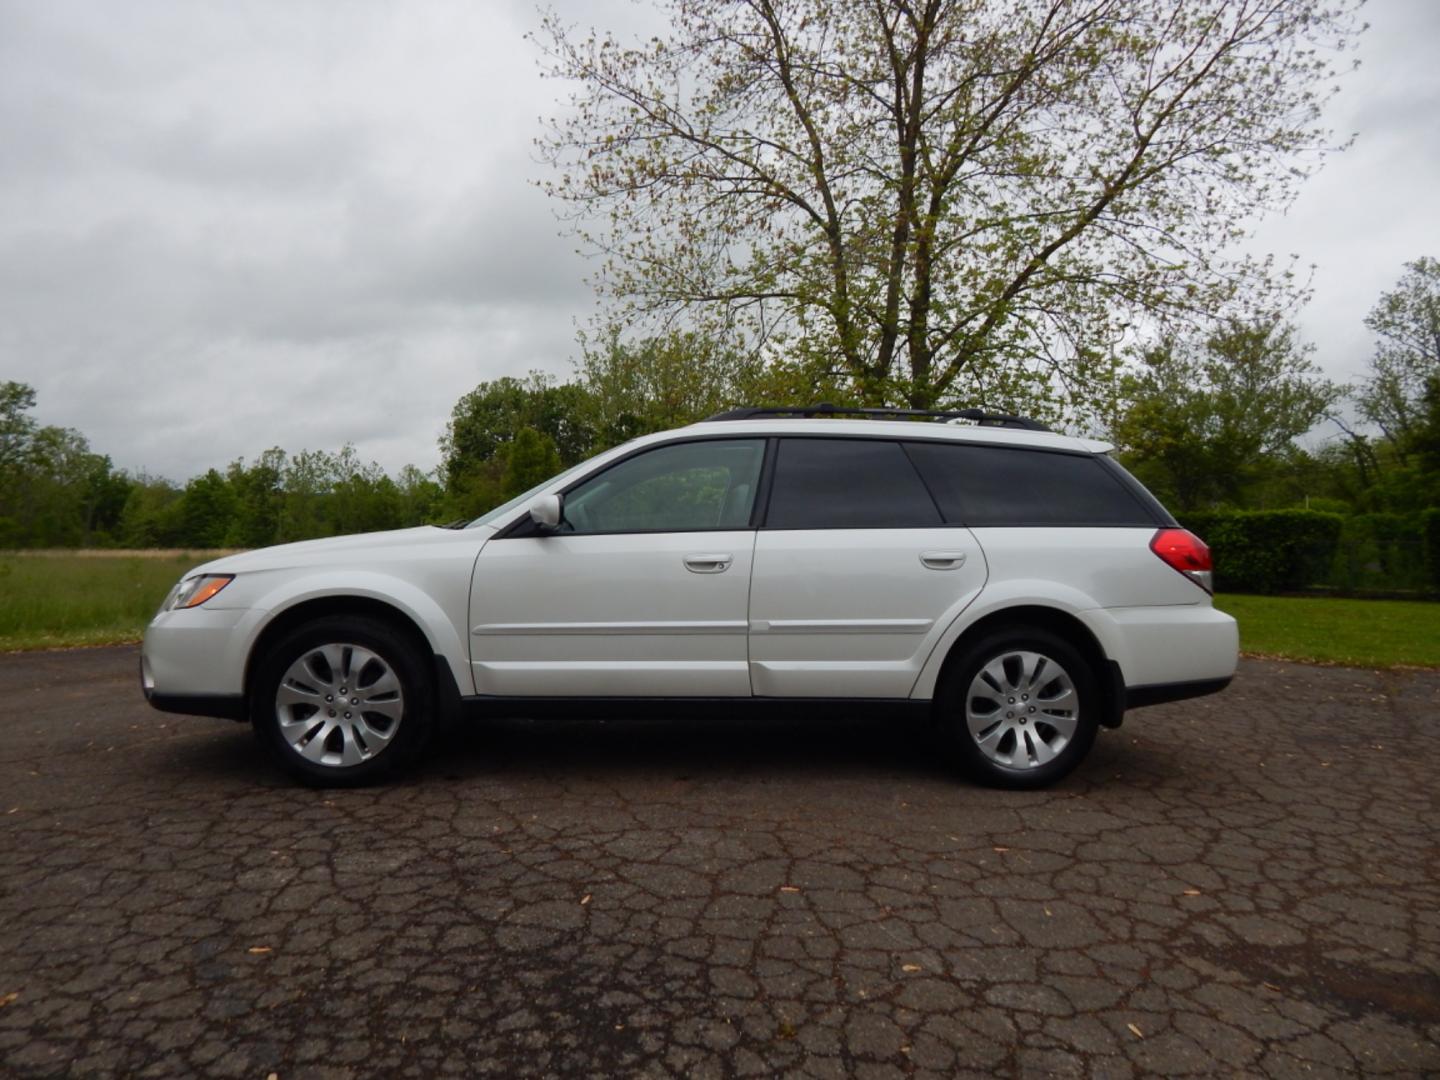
[
  {"x1": 920, "y1": 551, "x2": 967, "y2": 571},
  {"x1": 684, "y1": 553, "x2": 733, "y2": 574}
]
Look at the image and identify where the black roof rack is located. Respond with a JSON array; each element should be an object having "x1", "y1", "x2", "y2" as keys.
[{"x1": 704, "y1": 403, "x2": 1051, "y2": 432}]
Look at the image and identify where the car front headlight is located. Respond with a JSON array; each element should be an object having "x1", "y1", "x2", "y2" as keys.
[{"x1": 162, "y1": 574, "x2": 234, "y2": 612}]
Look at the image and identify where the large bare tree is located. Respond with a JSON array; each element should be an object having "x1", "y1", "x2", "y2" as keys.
[{"x1": 536, "y1": 0, "x2": 1361, "y2": 414}]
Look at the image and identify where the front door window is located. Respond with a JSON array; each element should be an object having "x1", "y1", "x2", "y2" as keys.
[{"x1": 562, "y1": 438, "x2": 765, "y2": 534}]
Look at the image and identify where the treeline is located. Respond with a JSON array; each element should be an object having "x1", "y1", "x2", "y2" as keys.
[
  {"x1": 4, "y1": 259, "x2": 1438, "y2": 595},
  {"x1": 2, "y1": 381, "x2": 134, "y2": 549},
  {"x1": 118, "y1": 450, "x2": 445, "y2": 550},
  {"x1": 0, "y1": 328, "x2": 762, "y2": 550},
  {"x1": 0, "y1": 389, "x2": 445, "y2": 548},
  {"x1": 439, "y1": 328, "x2": 779, "y2": 518},
  {"x1": 1106, "y1": 259, "x2": 1440, "y2": 594},
  {"x1": 442, "y1": 263, "x2": 1440, "y2": 546},
  {"x1": 1112, "y1": 258, "x2": 1440, "y2": 518}
]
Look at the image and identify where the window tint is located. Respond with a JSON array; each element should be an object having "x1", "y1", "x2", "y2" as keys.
[
  {"x1": 562, "y1": 439, "x2": 764, "y2": 533},
  {"x1": 904, "y1": 442, "x2": 1155, "y2": 526},
  {"x1": 1099, "y1": 456, "x2": 1177, "y2": 525},
  {"x1": 766, "y1": 439, "x2": 941, "y2": 529}
]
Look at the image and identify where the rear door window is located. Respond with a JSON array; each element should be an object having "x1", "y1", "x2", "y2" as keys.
[
  {"x1": 765, "y1": 438, "x2": 942, "y2": 529},
  {"x1": 904, "y1": 442, "x2": 1156, "y2": 526}
]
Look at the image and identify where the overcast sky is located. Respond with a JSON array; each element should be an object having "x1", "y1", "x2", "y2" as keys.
[{"x1": 1, "y1": 0, "x2": 1437, "y2": 481}]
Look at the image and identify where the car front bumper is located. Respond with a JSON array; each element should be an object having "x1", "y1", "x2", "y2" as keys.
[{"x1": 141, "y1": 605, "x2": 265, "y2": 720}]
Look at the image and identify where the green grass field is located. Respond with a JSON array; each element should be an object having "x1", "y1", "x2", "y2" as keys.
[
  {"x1": 0, "y1": 552, "x2": 215, "y2": 651},
  {"x1": 1213, "y1": 593, "x2": 1440, "y2": 669},
  {"x1": 2, "y1": 553, "x2": 1438, "y2": 667}
]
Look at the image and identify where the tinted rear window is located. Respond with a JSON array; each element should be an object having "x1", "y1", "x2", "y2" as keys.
[
  {"x1": 766, "y1": 438, "x2": 942, "y2": 529},
  {"x1": 904, "y1": 442, "x2": 1156, "y2": 526}
]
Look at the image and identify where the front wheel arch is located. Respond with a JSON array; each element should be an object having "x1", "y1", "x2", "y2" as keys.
[
  {"x1": 250, "y1": 613, "x2": 436, "y2": 785},
  {"x1": 245, "y1": 596, "x2": 436, "y2": 705}
]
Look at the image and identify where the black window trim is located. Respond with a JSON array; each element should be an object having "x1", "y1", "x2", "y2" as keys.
[
  {"x1": 900, "y1": 440, "x2": 947, "y2": 520},
  {"x1": 497, "y1": 430, "x2": 1169, "y2": 537},
  {"x1": 497, "y1": 433, "x2": 772, "y2": 539},
  {"x1": 748, "y1": 436, "x2": 780, "y2": 528}
]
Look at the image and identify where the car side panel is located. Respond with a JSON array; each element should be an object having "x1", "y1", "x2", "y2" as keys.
[
  {"x1": 969, "y1": 527, "x2": 1202, "y2": 608},
  {"x1": 748, "y1": 528, "x2": 988, "y2": 697},
  {"x1": 908, "y1": 527, "x2": 1236, "y2": 698},
  {"x1": 468, "y1": 531, "x2": 758, "y2": 696}
]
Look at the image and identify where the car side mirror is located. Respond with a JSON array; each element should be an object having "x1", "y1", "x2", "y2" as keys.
[{"x1": 527, "y1": 492, "x2": 563, "y2": 532}]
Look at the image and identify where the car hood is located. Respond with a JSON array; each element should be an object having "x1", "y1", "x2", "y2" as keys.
[{"x1": 190, "y1": 525, "x2": 495, "y2": 576}]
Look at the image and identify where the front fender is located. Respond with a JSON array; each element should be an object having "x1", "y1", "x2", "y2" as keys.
[{"x1": 240, "y1": 570, "x2": 474, "y2": 696}]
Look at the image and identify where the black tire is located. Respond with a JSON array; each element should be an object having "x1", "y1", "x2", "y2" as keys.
[
  {"x1": 250, "y1": 615, "x2": 434, "y2": 786},
  {"x1": 935, "y1": 626, "x2": 1099, "y2": 789}
]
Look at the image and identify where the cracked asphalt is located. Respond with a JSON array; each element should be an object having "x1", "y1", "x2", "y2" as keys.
[{"x1": 1, "y1": 646, "x2": 1438, "y2": 1079}]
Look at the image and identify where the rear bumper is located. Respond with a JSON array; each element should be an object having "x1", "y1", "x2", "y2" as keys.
[
  {"x1": 1079, "y1": 603, "x2": 1238, "y2": 690},
  {"x1": 1125, "y1": 676, "x2": 1233, "y2": 710}
]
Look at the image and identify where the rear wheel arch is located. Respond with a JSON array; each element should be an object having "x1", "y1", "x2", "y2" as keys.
[{"x1": 935, "y1": 605, "x2": 1123, "y2": 728}]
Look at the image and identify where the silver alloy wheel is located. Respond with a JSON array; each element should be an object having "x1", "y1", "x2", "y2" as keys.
[
  {"x1": 275, "y1": 643, "x2": 404, "y2": 768},
  {"x1": 964, "y1": 650, "x2": 1079, "y2": 769}
]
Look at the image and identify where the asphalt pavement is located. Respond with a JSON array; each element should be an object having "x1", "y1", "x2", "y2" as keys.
[{"x1": 1, "y1": 646, "x2": 1438, "y2": 1078}]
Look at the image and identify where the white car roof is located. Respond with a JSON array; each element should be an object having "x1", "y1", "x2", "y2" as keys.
[{"x1": 676, "y1": 418, "x2": 1112, "y2": 455}]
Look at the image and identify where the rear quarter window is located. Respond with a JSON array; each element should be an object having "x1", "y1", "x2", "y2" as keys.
[{"x1": 904, "y1": 442, "x2": 1157, "y2": 527}]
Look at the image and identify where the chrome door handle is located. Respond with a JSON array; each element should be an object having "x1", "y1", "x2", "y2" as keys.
[
  {"x1": 920, "y1": 551, "x2": 967, "y2": 570},
  {"x1": 684, "y1": 553, "x2": 733, "y2": 574}
]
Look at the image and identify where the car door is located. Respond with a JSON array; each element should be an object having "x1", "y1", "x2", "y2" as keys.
[
  {"x1": 748, "y1": 437, "x2": 987, "y2": 698},
  {"x1": 468, "y1": 437, "x2": 766, "y2": 697}
]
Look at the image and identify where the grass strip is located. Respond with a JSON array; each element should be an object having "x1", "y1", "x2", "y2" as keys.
[
  {"x1": 0, "y1": 553, "x2": 210, "y2": 651},
  {"x1": 1214, "y1": 593, "x2": 1440, "y2": 669}
]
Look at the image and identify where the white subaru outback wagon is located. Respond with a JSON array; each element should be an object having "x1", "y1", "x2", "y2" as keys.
[{"x1": 142, "y1": 406, "x2": 1237, "y2": 788}]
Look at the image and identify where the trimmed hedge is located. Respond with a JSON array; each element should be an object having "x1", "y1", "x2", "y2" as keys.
[
  {"x1": 1426, "y1": 509, "x2": 1440, "y2": 593},
  {"x1": 1177, "y1": 510, "x2": 1344, "y2": 594},
  {"x1": 1177, "y1": 507, "x2": 1440, "y2": 595},
  {"x1": 1329, "y1": 513, "x2": 1428, "y2": 592}
]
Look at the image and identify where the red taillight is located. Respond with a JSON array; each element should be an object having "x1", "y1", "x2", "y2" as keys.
[{"x1": 1150, "y1": 528, "x2": 1213, "y2": 593}]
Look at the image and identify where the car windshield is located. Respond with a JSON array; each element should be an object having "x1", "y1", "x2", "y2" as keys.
[{"x1": 464, "y1": 460, "x2": 593, "y2": 529}]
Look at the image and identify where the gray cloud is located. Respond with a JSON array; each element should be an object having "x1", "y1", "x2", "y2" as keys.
[
  {"x1": 1, "y1": 0, "x2": 1436, "y2": 480},
  {"x1": 1245, "y1": 0, "x2": 1440, "y2": 395},
  {"x1": 0, "y1": 0, "x2": 594, "y2": 479}
]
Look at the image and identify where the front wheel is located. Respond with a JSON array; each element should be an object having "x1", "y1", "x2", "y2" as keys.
[
  {"x1": 250, "y1": 615, "x2": 433, "y2": 785},
  {"x1": 936, "y1": 627, "x2": 1099, "y2": 789}
]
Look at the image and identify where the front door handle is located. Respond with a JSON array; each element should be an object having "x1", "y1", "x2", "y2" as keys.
[
  {"x1": 920, "y1": 550, "x2": 967, "y2": 571},
  {"x1": 684, "y1": 553, "x2": 733, "y2": 574}
]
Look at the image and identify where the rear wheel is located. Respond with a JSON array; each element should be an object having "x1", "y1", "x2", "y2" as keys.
[
  {"x1": 251, "y1": 616, "x2": 433, "y2": 785},
  {"x1": 937, "y1": 627, "x2": 1099, "y2": 789}
]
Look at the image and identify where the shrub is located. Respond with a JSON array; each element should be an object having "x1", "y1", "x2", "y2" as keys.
[
  {"x1": 1304, "y1": 496, "x2": 1352, "y2": 516},
  {"x1": 1425, "y1": 509, "x2": 1440, "y2": 593},
  {"x1": 1328, "y1": 513, "x2": 1428, "y2": 592},
  {"x1": 1177, "y1": 509, "x2": 1344, "y2": 594}
]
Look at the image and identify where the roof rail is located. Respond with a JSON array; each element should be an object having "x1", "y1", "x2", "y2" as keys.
[{"x1": 704, "y1": 403, "x2": 1052, "y2": 432}]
